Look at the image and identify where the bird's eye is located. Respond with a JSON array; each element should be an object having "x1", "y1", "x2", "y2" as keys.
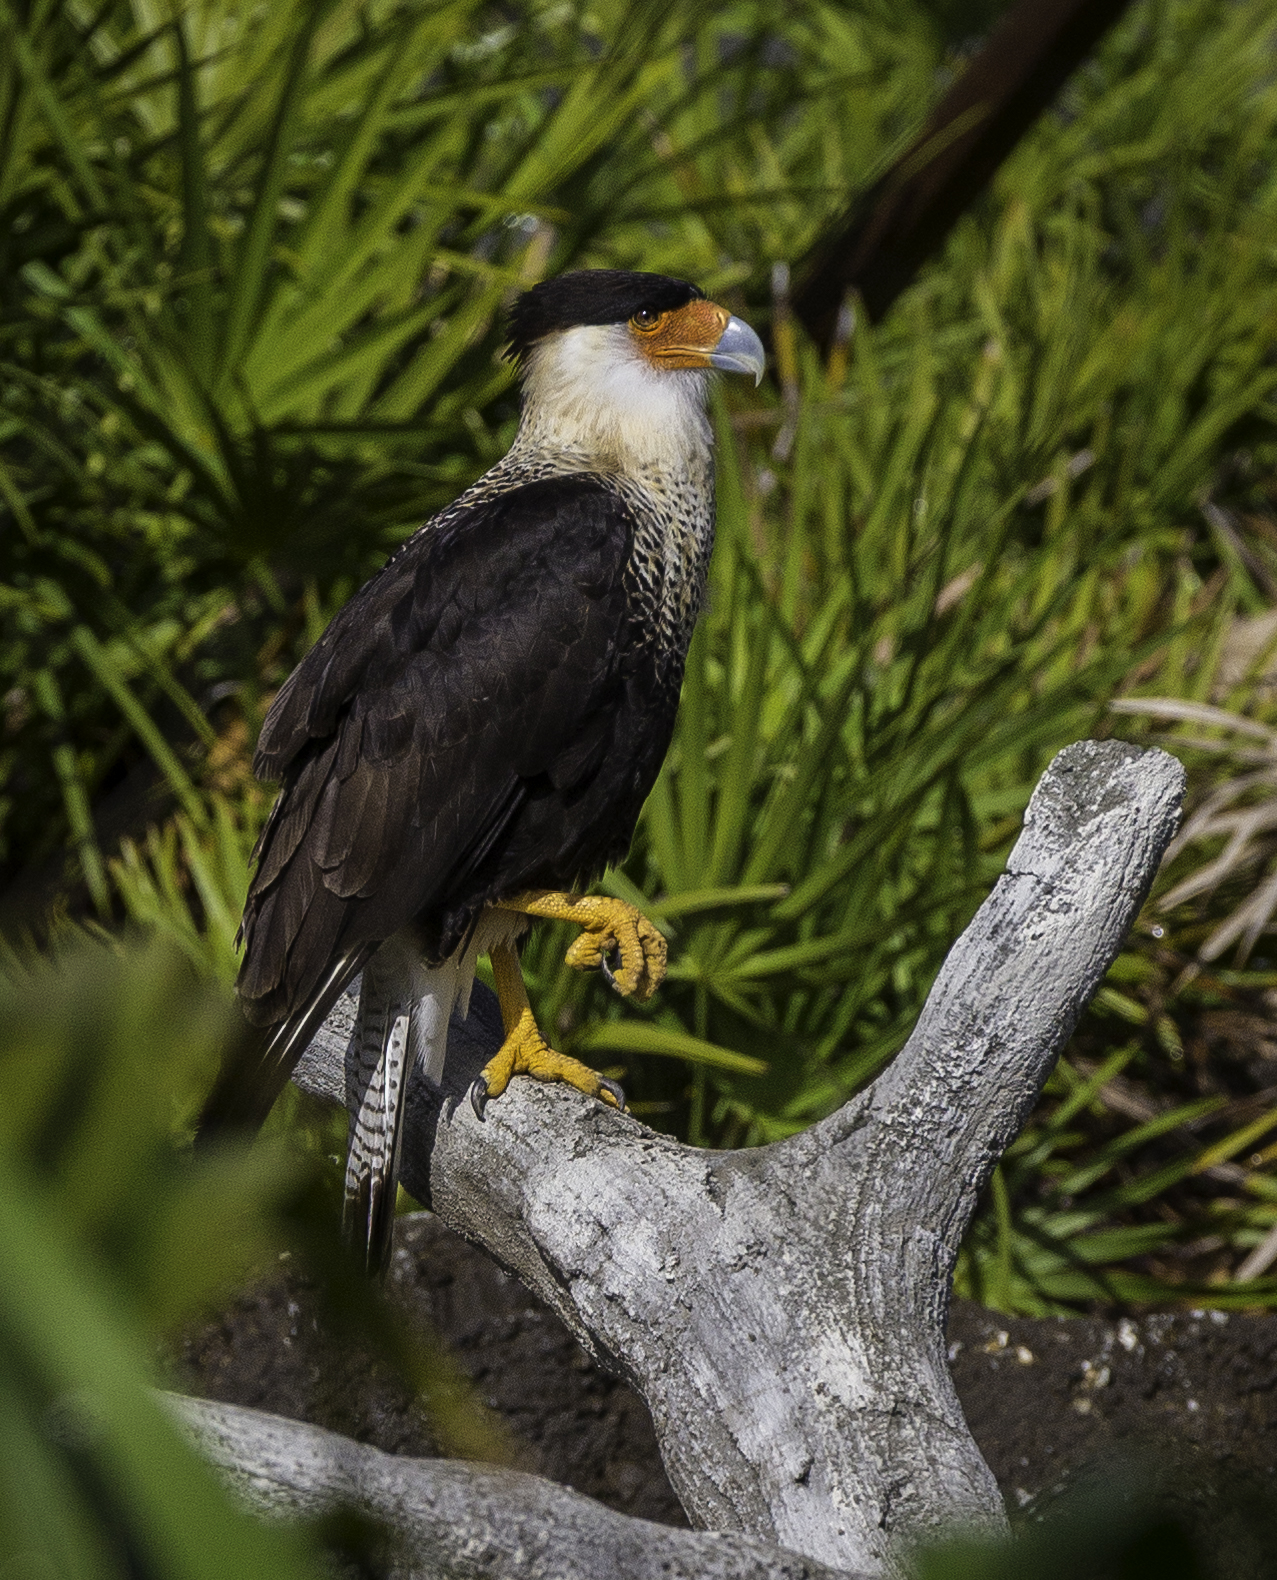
[{"x1": 631, "y1": 307, "x2": 662, "y2": 332}]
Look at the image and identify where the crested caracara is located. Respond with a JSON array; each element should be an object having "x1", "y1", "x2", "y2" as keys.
[{"x1": 198, "y1": 269, "x2": 765, "y2": 1273}]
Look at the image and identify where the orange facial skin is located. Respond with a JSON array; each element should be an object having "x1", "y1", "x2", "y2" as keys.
[{"x1": 629, "y1": 299, "x2": 731, "y2": 369}]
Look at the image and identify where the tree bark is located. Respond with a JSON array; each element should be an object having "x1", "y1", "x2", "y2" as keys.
[
  {"x1": 168, "y1": 1393, "x2": 860, "y2": 1580},
  {"x1": 246, "y1": 739, "x2": 1181, "y2": 1577}
]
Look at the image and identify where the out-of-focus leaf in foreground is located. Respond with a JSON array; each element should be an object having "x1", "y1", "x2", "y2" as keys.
[
  {"x1": 0, "y1": 934, "x2": 319, "y2": 1578},
  {"x1": 0, "y1": 934, "x2": 301, "y2": 1329}
]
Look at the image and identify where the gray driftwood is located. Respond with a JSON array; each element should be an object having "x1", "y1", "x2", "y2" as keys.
[
  {"x1": 168, "y1": 1393, "x2": 857, "y2": 1580},
  {"x1": 192, "y1": 740, "x2": 1183, "y2": 1578}
]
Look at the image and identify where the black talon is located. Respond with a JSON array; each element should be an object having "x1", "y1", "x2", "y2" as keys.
[
  {"x1": 598, "y1": 1076, "x2": 627, "y2": 1113},
  {"x1": 469, "y1": 1076, "x2": 489, "y2": 1122},
  {"x1": 600, "y1": 945, "x2": 622, "y2": 994}
]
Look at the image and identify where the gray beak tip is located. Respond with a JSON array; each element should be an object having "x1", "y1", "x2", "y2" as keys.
[{"x1": 709, "y1": 315, "x2": 766, "y2": 386}]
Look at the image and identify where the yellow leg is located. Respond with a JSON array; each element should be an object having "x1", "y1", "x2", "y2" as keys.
[
  {"x1": 495, "y1": 891, "x2": 667, "y2": 1002},
  {"x1": 469, "y1": 940, "x2": 626, "y2": 1120}
]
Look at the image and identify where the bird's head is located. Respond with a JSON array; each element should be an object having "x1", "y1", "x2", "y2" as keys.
[{"x1": 505, "y1": 270, "x2": 764, "y2": 473}]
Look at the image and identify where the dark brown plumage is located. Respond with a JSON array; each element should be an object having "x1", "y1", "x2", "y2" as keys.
[
  {"x1": 241, "y1": 473, "x2": 679, "y2": 1031},
  {"x1": 197, "y1": 270, "x2": 764, "y2": 1274}
]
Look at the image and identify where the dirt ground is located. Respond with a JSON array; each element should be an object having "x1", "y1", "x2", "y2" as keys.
[{"x1": 168, "y1": 1212, "x2": 1277, "y2": 1560}]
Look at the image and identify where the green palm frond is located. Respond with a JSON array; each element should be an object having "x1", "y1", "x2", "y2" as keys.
[{"x1": 5, "y1": 0, "x2": 1277, "y2": 1315}]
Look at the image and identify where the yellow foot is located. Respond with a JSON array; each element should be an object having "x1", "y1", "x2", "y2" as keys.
[
  {"x1": 500, "y1": 892, "x2": 667, "y2": 1002},
  {"x1": 469, "y1": 1007, "x2": 625, "y2": 1122}
]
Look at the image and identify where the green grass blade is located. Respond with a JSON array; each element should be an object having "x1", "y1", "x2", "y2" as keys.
[
  {"x1": 174, "y1": 19, "x2": 216, "y2": 387},
  {"x1": 68, "y1": 627, "x2": 209, "y2": 830},
  {"x1": 31, "y1": 668, "x2": 110, "y2": 917},
  {"x1": 218, "y1": 7, "x2": 322, "y2": 385},
  {"x1": 575, "y1": 1021, "x2": 768, "y2": 1075}
]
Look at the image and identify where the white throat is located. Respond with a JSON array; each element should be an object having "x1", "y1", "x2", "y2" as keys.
[{"x1": 508, "y1": 324, "x2": 714, "y2": 482}]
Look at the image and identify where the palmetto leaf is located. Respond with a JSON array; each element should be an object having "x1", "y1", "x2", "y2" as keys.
[{"x1": 6, "y1": 0, "x2": 1277, "y2": 1313}]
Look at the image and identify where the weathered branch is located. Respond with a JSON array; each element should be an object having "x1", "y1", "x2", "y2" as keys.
[
  {"x1": 266, "y1": 740, "x2": 1181, "y2": 1576},
  {"x1": 168, "y1": 1394, "x2": 859, "y2": 1580},
  {"x1": 793, "y1": 0, "x2": 1137, "y2": 340}
]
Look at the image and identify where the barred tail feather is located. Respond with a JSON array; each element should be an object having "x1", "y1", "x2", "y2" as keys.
[{"x1": 342, "y1": 939, "x2": 465, "y2": 1278}]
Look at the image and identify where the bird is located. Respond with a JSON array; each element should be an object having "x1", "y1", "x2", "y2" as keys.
[{"x1": 197, "y1": 269, "x2": 765, "y2": 1275}]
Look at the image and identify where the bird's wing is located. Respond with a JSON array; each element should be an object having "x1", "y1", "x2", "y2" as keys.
[{"x1": 203, "y1": 472, "x2": 642, "y2": 1134}]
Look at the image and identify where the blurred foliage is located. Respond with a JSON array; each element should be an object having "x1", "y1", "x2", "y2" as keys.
[
  {"x1": 0, "y1": 931, "x2": 511, "y2": 1574},
  {"x1": 920, "y1": 1456, "x2": 1277, "y2": 1580},
  {"x1": 5, "y1": 0, "x2": 1277, "y2": 1324},
  {"x1": 0, "y1": 936, "x2": 318, "y2": 1577}
]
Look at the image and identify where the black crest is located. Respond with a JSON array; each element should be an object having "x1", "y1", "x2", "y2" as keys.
[{"x1": 505, "y1": 270, "x2": 704, "y2": 364}]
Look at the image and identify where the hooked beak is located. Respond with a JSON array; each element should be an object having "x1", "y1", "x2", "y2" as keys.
[
  {"x1": 637, "y1": 300, "x2": 767, "y2": 385},
  {"x1": 708, "y1": 315, "x2": 766, "y2": 386}
]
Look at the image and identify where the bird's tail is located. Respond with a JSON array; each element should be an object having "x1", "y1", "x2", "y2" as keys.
[
  {"x1": 342, "y1": 939, "x2": 465, "y2": 1278},
  {"x1": 198, "y1": 948, "x2": 371, "y2": 1143}
]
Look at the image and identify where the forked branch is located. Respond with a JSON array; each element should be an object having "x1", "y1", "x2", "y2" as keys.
[{"x1": 196, "y1": 740, "x2": 1182, "y2": 1579}]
